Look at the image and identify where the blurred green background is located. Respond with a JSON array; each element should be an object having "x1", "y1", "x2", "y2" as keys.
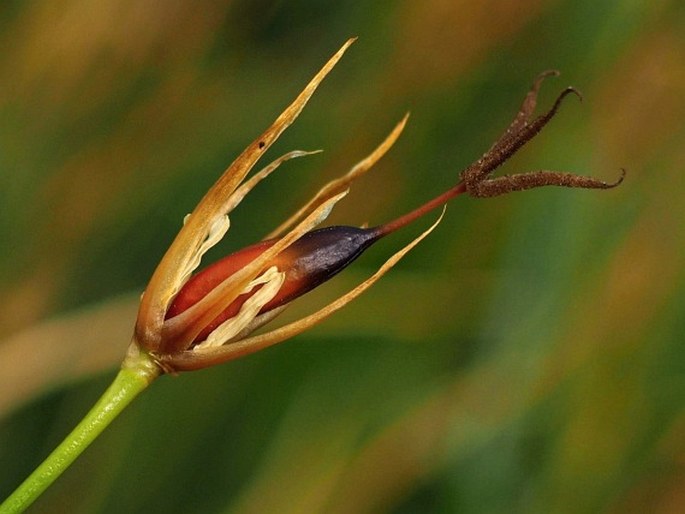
[{"x1": 1, "y1": 1, "x2": 684, "y2": 512}]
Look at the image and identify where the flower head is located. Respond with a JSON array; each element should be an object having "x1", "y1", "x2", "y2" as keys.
[{"x1": 130, "y1": 40, "x2": 622, "y2": 373}]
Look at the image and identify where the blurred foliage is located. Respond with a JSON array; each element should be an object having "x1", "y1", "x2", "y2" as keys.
[{"x1": 1, "y1": 0, "x2": 685, "y2": 512}]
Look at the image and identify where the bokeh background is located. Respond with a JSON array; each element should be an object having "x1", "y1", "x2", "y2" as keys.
[{"x1": 1, "y1": 1, "x2": 684, "y2": 512}]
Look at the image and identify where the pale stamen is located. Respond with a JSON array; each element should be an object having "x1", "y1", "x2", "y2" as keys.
[{"x1": 195, "y1": 266, "x2": 285, "y2": 350}]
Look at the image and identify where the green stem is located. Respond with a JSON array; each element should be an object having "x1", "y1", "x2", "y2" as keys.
[{"x1": 0, "y1": 346, "x2": 162, "y2": 514}]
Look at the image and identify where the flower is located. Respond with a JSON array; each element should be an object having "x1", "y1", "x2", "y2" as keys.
[
  {"x1": 129, "y1": 39, "x2": 623, "y2": 373},
  {"x1": 128, "y1": 39, "x2": 427, "y2": 372}
]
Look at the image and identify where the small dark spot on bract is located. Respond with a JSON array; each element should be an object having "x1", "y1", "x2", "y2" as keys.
[{"x1": 258, "y1": 141, "x2": 265, "y2": 149}]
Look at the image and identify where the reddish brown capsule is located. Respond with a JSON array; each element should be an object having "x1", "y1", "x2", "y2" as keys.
[{"x1": 166, "y1": 226, "x2": 379, "y2": 343}]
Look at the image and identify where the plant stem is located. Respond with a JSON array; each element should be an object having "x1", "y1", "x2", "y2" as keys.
[{"x1": 0, "y1": 346, "x2": 162, "y2": 514}]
